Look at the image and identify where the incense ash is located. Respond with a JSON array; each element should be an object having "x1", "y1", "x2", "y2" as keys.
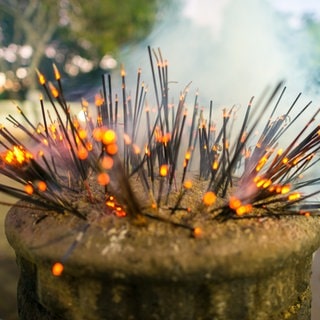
[{"x1": 1, "y1": 47, "x2": 320, "y2": 276}]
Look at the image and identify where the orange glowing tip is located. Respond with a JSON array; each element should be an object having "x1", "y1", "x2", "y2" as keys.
[
  {"x1": 93, "y1": 127, "x2": 104, "y2": 141},
  {"x1": 102, "y1": 129, "x2": 116, "y2": 145},
  {"x1": 223, "y1": 109, "x2": 228, "y2": 118},
  {"x1": 183, "y1": 180, "x2": 193, "y2": 189},
  {"x1": 185, "y1": 151, "x2": 191, "y2": 161},
  {"x1": 78, "y1": 128, "x2": 87, "y2": 140},
  {"x1": 24, "y1": 184, "x2": 34, "y2": 195},
  {"x1": 36, "y1": 69, "x2": 46, "y2": 85},
  {"x1": 236, "y1": 204, "x2": 253, "y2": 216},
  {"x1": 280, "y1": 184, "x2": 291, "y2": 194},
  {"x1": 115, "y1": 207, "x2": 126, "y2": 217},
  {"x1": 101, "y1": 156, "x2": 113, "y2": 169},
  {"x1": 86, "y1": 142, "x2": 93, "y2": 151},
  {"x1": 193, "y1": 227, "x2": 203, "y2": 238},
  {"x1": 256, "y1": 156, "x2": 268, "y2": 172},
  {"x1": 49, "y1": 82, "x2": 59, "y2": 98},
  {"x1": 229, "y1": 196, "x2": 242, "y2": 210},
  {"x1": 121, "y1": 65, "x2": 126, "y2": 77},
  {"x1": 203, "y1": 191, "x2": 217, "y2": 206},
  {"x1": 106, "y1": 143, "x2": 118, "y2": 155},
  {"x1": 159, "y1": 164, "x2": 168, "y2": 177},
  {"x1": 212, "y1": 160, "x2": 219, "y2": 170},
  {"x1": 53, "y1": 63, "x2": 61, "y2": 80},
  {"x1": 37, "y1": 181, "x2": 47, "y2": 192},
  {"x1": 293, "y1": 156, "x2": 302, "y2": 166},
  {"x1": 77, "y1": 147, "x2": 88, "y2": 160},
  {"x1": 262, "y1": 179, "x2": 272, "y2": 189},
  {"x1": 133, "y1": 144, "x2": 141, "y2": 155},
  {"x1": 4, "y1": 146, "x2": 33, "y2": 165},
  {"x1": 145, "y1": 145, "x2": 150, "y2": 156},
  {"x1": 162, "y1": 133, "x2": 171, "y2": 144},
  {"x1": 288, "y1": 192, "x2": 301, "y2": 201},
  {"x1": 106, "y1": 200, "x2": 115, "y2": 208},
  {"x1": 97, "y1": 172, "x2": 110, "y2": 186},
  {"x1": 52, "y1": 262, "x2": 64, "y2": 276},
  {"x1": 95, "y1": 94, "x2": 104, "y2": 107},
  {"x1": 256, "y1": 178, "x2": 272, "y2": 189}
]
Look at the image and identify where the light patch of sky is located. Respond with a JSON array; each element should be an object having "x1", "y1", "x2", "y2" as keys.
[
  {"x1": 183, "y1": 0, "x2": 320, "y2": 30},
  {"x1": 268, "y1": 0, "x2": 320, "y2": 28},
  {"x1": 182, "y1": 0, "x2": 230, "y2": 39}
]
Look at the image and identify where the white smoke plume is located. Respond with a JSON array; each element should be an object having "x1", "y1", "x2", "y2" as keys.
[{"x1": 121, "y1": 0, "x2": 320, "y2": 107}]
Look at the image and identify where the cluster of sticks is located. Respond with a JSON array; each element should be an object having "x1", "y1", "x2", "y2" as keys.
[{"x1": 0, "y1": 47, "x2": 320, "y2": 230}]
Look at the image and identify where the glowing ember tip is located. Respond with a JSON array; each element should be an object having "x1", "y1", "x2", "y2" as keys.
[
  {"x1": 93, "y1": 127, "x2": 104, "y2": 141},
  {"x1": 106, "y1": 143, "x2": 118, "y2": 155},
  {"x1": 212, "y1": 160, "x2": 219, "y2": 170},
  {"x1": 280, "y1": 185, "x2": 291, "y2": 194},
  {"x1": 102, "y1": 130, "x2": 116, "y2": 145},
  {"x1": 288, "y1": 192, "x2": 301, "y2": 201},
  {"x1": 185, "y1": 151, "x2": 191, "y2": 160},
  {"x1": 52, "y1": 262, "x2": 64, "y2": 276},
  {"x1": 193, "y1": 227, "x2": 203, "y2": 238},
  {"x1": 24, "y1": 184, "x2": 34, "y2": 195},
  {"x1": 159, "y1": 164, "x2": 168, "y2": 177},
  {"x1": 49, "y1": 82, "x2": 59, "y2": 98},
  {"x1": 101, "y1": 156, "x2": 113, "y2": 169},
  {"x1": 121, "y1": 65, "x2": 126, "y2": 77},
  {"x1": 53, "y1": 63, "x2": 61, "y2": 80},
  {"x1": 203, "y1": 191, "x2": 216, "y2": 206},
  {"x1": 183, "y1": 180, "x2": 193, "y2": 189},
  {"x1": 115, "y1": 207, "x2": 126, "y2": 217},
  {"x1": 229, "y1": 196, "x2": 242, "y2": 210},
  {"x1": 97, "y1": 173, "x2": 110, "y2": 186},
  {"x1": 77, "y1": 147, "x2": 88, "y2": 160},
  {"x1": 236, "y1": 204, "x2": 253, "y2": 216},
  {"x1": 37, "y1": 181, "x2": 47, "y2": 192},
  {"x1": 36, "y1": 69, "x2": 46, "y2": 85}
]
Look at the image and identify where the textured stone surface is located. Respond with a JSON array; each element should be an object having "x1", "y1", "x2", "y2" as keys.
[{"x1": 6, "y1": 204, "x2": 320, "y2": 319}]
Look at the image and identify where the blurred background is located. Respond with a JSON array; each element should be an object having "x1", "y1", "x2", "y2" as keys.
[
  {"x1": 1, "y1": 0, "x2": 320, "y2": 319},
  {"x1": 1, "y1": 0, "x2": 320, "y2": 103}
]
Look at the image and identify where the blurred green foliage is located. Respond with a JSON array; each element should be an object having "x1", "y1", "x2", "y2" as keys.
[
  {"x1": 0, "y1": 0, "x2": 160, "y2": 99},
  {"x1": 66, "y1": 0, "x2": 159, "y2": 57}
]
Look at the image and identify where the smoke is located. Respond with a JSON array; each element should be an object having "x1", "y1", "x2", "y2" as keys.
[{"x1": 120, "y1": 0, "x2": 319, "y2": 108}]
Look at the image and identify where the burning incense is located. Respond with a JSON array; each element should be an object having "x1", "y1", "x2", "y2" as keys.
[{"x1": 1, "y1": 47, "x2": 320, "y2": 274}]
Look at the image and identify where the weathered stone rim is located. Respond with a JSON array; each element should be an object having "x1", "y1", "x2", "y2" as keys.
[{"x1": 6, "y1": 203, "x2": 320, "y2": 281}]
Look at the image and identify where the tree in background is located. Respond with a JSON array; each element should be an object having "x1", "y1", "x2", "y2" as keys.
[{"x1": 0, "y1": 0, "x2": 159, "y2": 99}]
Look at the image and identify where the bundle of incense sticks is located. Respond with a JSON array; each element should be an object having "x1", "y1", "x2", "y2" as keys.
[{"x1": 1, "y1": 47, "x2": 320, "y2": 232}]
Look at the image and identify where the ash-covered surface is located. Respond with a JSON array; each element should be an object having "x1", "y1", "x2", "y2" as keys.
[{"x1": 5, "y1": 198, "x2": 320, "y2": 282}]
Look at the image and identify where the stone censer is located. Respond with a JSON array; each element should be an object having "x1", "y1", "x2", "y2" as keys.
[{"x1": 3, "y1": 48, "x2": 320, "y2": 319}]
